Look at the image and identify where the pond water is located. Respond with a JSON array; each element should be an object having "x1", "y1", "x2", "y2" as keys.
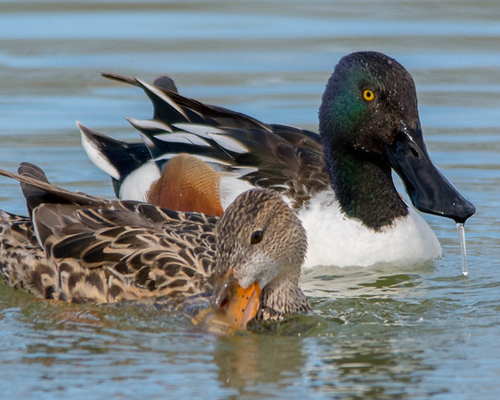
[{"x1": 1, "y1": 1, "x2": 500, "y2": 399}]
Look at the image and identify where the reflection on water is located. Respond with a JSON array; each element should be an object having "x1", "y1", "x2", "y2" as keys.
[
  {"x1": 1, "y1": 0, "x2": 500, "y2": 399},
  {"x1": 215, "y1": 334, "x2": 307, "y2": 394},
  {"x1": 212, "y1": 295, "x2": 439, "y2": 399}
]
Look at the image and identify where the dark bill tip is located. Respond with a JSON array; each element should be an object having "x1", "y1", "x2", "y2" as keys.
[{"x1": 386, "y1": 124, "x2": 476, "y2": 224}]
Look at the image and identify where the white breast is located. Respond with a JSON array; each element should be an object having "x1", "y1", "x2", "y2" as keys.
[{"x1": 297, "y1": 190, "x2": 442, "y2": 269}]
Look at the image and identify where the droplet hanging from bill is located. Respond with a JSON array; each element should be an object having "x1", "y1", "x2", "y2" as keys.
[{"x1": 456, "y1": 223, "x2": 468, "y2": 276}]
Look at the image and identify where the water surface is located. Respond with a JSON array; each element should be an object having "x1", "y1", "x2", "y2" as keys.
[{"x1": 1, "y1": 1, "x2": 499, "y2": 399}]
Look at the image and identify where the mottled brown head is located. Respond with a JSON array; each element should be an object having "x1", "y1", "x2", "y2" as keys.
[
  {"x1": 214, "y1": 189, "x2": 307, "y2": 290},
  {"x1": 196, "y1": 189, "x2": 308, "y2": 332}
]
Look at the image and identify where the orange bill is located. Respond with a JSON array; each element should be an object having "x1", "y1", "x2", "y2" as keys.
[
  {"x1": 194, "y1": 270, "x2": 262, "y2": 333},
  {"x1": 223, "y1": 280, "x2": 261, "y2": 330}
]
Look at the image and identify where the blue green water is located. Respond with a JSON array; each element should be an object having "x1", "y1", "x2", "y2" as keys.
[{"x1": 1, "y1": 1, "x2": 499, "y2": 398}]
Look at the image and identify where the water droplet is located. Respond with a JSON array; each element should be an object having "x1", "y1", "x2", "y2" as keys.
[{"x1": 456, "y1": 223, "x2": 468, "y2": 276}]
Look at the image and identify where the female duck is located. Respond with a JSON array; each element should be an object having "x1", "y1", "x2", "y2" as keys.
[{"x1": 0, "y1": 163, "x2": 308, "y2": 330}]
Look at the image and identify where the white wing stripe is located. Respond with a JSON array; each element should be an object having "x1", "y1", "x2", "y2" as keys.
[
  {"x1": 127, "y1": 117, "x2": 172, "y2": 132},
  {"x1": 206, "y1": 133, "x2": 248, "y2": 154}
]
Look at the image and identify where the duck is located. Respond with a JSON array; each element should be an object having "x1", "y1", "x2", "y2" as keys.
[
  {"x1": 80, "y1": 51, "x2": 475, "y2": 269},
  {"x1": 0, "y1": 162, "x2": 309, "y2": 331}
]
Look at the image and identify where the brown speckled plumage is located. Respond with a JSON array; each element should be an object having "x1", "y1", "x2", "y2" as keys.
[{"x1": 0, "y1": 163, "x2": 309, "y2": 321}]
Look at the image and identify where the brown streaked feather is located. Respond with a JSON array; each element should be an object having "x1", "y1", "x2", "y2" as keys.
[
  {"x1": 0, "y1": 164, "x2": 309, "y2": 326},
  {"x1": 0, "y1": 210, "x2": 55, "y2": 298},
  {"x1": 0, "y1": 165, "x2": 218, "y2": 304}
]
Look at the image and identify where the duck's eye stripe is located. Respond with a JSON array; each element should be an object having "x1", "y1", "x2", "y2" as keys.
[
  {"x1": 250, "y1": 230, "x2": 263, "y2": 244},
  {"x1": 363, "y1": 89, "x2": 375, "y2": 101}
]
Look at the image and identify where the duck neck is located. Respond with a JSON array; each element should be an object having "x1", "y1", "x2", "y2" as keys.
[
  {"x1": 260, "y1": 275, "x2": 309, "y2": 317},
  {"x1": 324, "y1": 148, "x2": 409, "y2": 231}
]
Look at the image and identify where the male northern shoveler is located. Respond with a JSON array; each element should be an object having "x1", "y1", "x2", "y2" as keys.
[
  {"x1": 80, "y1": 51, "x2": 475, "y2": 268},
  {"x1": 0, "y1": 163, "x2": 308, "y2": 331}
]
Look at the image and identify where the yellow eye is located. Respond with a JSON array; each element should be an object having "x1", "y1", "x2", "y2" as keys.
[{"x1": 363, "y1": 89, "x2": 375, "y2": 102}]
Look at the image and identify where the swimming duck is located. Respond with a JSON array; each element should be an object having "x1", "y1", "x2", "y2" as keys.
[
  {"x1": 0, "y1": 163, "x2": 309, "y2": 330},
  {"x1": 80, "y1": 51, "x2": 475, "y2": 268}
]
